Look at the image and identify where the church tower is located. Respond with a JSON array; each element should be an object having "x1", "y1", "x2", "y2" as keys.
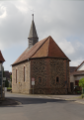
[{"x1": 28, "y1": 14, "x2": 38, "y2": 48}]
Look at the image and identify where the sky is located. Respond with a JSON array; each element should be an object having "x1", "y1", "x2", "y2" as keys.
[{"x1": 0, "y1": 0, "x2": 84, "y2": 72}]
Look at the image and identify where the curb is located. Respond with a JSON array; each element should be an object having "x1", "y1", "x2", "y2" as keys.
[
  {"x1": 38, "y1": 96, "x2": 84, "y2": 104},
  {"x1": 16, "y1": 101, "x2": 22, "y2": 105},
  {"x1": 75, "y1": 101, "x2": 84, "y2": 104}
]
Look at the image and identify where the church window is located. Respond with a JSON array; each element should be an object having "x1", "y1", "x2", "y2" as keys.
[
  {"x1": 23, "y1": 67, "x2": 25, "y2": 81},
  {"x1": 16, "y1": 69, "x2": 17, "y2": 83}
]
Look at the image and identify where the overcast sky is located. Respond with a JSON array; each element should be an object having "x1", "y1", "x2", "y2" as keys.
[{"x1": 0, "y1": 0, "x2": 84, "y2": 71}]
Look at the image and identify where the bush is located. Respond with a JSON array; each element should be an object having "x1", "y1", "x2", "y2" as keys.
[
  {"x1": 7, "y1": 87, "x2": 12, "y2": 91},
  {"x1": 77, "y1": 91, "x2": 81, "y2": 94}
]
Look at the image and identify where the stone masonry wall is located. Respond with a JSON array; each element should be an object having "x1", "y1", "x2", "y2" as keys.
[
  {"x1": 12, "y1": 61, "x2": 31, "y2": 94},
  {"x1": 30, "y1": 58, "x2": 69, "y2": 94}
]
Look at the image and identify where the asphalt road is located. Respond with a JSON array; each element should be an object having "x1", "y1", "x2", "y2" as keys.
[{"x1": 0, "y1": 92, "x2": 84, "y2": 120}]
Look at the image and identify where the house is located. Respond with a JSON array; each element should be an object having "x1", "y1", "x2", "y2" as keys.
[
  {"x1": 12, "y1": 15, "x2": 70, "y2": 94},
  {"x1": 0, "y1": 51, "x2": 5, "y2": 99},
  {"x1": 70, "y1": 61, "x2": 84, "y2": 93},
  {"x1": 4, "y1": 71, "x2": 12, "y2": 80}
]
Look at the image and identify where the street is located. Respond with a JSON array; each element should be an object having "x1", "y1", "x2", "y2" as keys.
[{"x1": 0, "y1": 92, "x2": 84, "y2": 120}]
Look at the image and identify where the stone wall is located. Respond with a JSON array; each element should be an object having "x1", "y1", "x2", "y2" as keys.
[
  {"x1": 30, "y1": 58, "x2": 70, "y2": 94},
  {"x1": 12, "y1": 61, "x2": 31, "y2": 94}
]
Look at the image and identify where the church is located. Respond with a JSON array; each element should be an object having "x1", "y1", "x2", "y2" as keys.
[{"x1": 12, "y1": 15, "x2": 70, "y2": 94}]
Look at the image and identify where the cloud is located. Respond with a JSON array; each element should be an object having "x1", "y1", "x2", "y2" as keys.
[
  {"x1": 58, "y1": 39, "x2": 75, "y2": 55},
  {"x1": 0, "y1": 4, "x2": 6, "y2": 19},
  {"x1": 0, "y1": 0, "x2": 84, "y2": 70}
]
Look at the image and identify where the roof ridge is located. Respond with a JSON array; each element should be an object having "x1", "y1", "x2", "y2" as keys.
[
  {"x1": 75, "y1": 61, "x2": 84, "y2": 71},
  {"x1": 30, "y1": 36, "x2": 49, "y2": 58}
]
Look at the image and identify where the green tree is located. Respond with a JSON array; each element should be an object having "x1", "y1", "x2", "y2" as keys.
[
  {"x1": 5, "y1": 80, "x2": 9, "y2": 87},
  {"x1": 79, "y1": 78, "x2": 84, "y2": 97},
  {"x1": 10, "y1": 75, "x2": 12, "y2": 81}
]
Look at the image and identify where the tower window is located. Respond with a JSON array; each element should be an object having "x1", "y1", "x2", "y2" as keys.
[{"x1": 56, "y1": 77, "x2": 59, "y2": 83}]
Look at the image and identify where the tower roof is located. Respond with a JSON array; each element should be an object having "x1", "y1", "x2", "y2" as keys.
[
  {"x1": 28, "y1": 14, "x2": 38, "y2": 39},
  {"x1": 12, "y1": 36, "x2": 70, "y2": 66},
  {"x1": 0, "y1": 51, "x2": 5, "y2": 63}
]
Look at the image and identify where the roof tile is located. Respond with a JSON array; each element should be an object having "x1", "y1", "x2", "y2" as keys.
[{"x1": 12, "y1": 36, "x2": 70, "y2": 66}]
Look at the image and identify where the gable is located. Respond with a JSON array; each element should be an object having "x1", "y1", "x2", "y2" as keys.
[
  {"x1": 48, "y1": 37, "x2": 68, "y2": 58},
  {"x1": 77, "y1": 63, "x2": 84, "y2": 71}
]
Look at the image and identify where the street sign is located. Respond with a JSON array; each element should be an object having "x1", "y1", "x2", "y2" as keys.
[{"x1": 31, "y1": 78, "x2": 35, "y2": 85}]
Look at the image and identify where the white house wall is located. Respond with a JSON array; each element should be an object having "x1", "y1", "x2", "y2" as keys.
[
  {"x1": 77, "y1": 63, "x2": 84, "y2": 71},
  {"x1": 70, "y1": 75, "x2": 74, "y2": 82}
]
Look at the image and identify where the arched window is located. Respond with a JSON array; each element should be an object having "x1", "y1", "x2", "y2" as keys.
[
  {"x1": 23, "y1": 66, "x2": 25, "y2": 81},
  {"x1": 16, "y1": 69, "x2": 17, "y2": 83}
]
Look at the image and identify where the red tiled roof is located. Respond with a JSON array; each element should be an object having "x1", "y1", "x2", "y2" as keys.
[
  {"x1": 12, "y1": 36, "x2": 70, "y2": 66},
  {"x1": 0, "y1": 51, "x2": 5, "y2": 63},
  {"x1": 69, "y1": 66, "x2": 77, "y2": 74},
  {"x1": 75, "y1": 61, "x2": 84, "y2": 71},
  {"x1": 72, "y1": 70, "x2": 84, "y2": 76}
]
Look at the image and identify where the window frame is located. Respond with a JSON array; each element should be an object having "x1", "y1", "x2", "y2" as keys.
[{"x1": 55, "y1": 76, "x2": 59, "y2": 83}]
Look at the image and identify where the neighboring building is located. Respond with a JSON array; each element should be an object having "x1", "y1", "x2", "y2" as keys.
[
  {"x1": 12, "y1": 15, "x2": 70, "y2": 94},
  {"x1": 70, "y1": 61, "x2": 84, "y2": 92},
  {"x1": 69, "y1": 66, "x2": 77, "y2": 92},
  {"x1": 0, "y1": 51, "x2": 5, "y2": 99},
  {"x1": 4, "y1": 71, "x2": 12, "y2": 87},
  {"x1": 4, "y1": 71, "x2": 12, "y2": 80},
  {"x1": 69, "y1": 67, "x2": 77, "y2": 74}
]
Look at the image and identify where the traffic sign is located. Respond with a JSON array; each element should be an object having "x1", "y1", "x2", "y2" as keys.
[{"x1": 31, "y1": 78, "x2": 35, "y2": 85}]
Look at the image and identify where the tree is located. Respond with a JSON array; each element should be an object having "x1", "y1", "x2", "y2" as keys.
[
  {"x1": 10, "y1": 75, "x2": 12, "y2": 81},
  {"x1": 79, "y1": 78, "x2": 84, "y2": 97},
  {"x1": 5, "y1": 80, "x2": 9, "y2": 87}
]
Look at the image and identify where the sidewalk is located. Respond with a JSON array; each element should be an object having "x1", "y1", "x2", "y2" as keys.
[
  {"x1": 1, "y1": 92, "x2": 84, "y2": 106},
  {"x1": 0, "y1": 98, "x2": 19, "y2": 106},
  {"x1": 43, "y1": 94, "x2": 84, "y2": 104},
  {"x1": 28, "y1": 94, "x2": 84, "y2": 104}
]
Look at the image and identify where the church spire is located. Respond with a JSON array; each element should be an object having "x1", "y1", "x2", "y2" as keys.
[{"x1": 28, "y1": 14, "x2": 38, "y2": 48}]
